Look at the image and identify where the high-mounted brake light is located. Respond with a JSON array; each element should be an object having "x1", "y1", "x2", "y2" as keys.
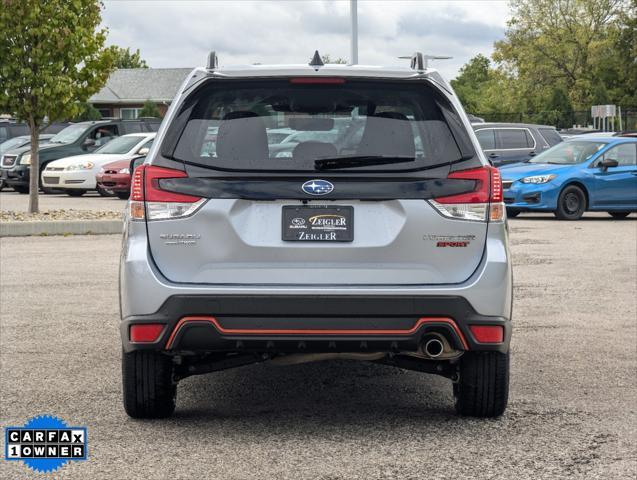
[
  {"x1": 289, "y1": 77, "x2": 346, "y2": 84},
  {"x1": 129, "y1": 165, "x2": 205, "y2": 221},
  {"x1": 429, "y1": 166, "x2": 505, "y2": 222}
]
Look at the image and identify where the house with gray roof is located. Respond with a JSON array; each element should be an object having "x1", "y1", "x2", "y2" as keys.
[{"x1": 89, "y1": 68, "x2": 191, "y2": 119}]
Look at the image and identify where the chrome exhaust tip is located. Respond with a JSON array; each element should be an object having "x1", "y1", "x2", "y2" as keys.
[{"x1": 423, "y1": 337, "x2": 445, "y2": 358}]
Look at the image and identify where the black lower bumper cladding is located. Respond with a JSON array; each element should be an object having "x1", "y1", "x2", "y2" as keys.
[{"x1": 121, "y1": 295, "x2": 511, "y2": 354}]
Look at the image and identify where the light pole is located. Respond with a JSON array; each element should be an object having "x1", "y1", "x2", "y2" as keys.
[{"x1": 350, "y1": 0, "x2": 358, "y2": 65}]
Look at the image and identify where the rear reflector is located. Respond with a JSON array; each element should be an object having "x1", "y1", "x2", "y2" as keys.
[
  {"x1": 289, "y1": 77, "x2": 346, "y2": 84},
  {"x1": 469, "y1": 325, "x2": 504, "y2": 343},
  {"x1": 130, "y1": 324, "x2": 165, "y2": 343}
]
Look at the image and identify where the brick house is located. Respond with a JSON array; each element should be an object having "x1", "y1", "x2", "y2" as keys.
[{"x1": 89, "y1": 68, "x2": 191, "y2": 119}]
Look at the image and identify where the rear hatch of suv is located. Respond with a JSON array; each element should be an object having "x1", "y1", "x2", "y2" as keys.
[{"x1": 137, "y1": 77, "x2": 496, "y2": 286}]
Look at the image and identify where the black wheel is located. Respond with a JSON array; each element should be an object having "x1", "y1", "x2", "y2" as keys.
[
  {"x1": 122, "y1": 350, "x2": 176, "y2": 419},
  {"x1": 97, "y1": 186, "x2": 115, "y2": 197},
  {"x1": 506, "y1": 208, "x2": 520, "y2": 218},
  {"x1": 0, "y1": 179, "x2": 5, "y2": 192},
  {"x1": 116, "y1": 191, "x2": 130, "y2": 200},
  {"x1": 66, "y1": 189, "x2": 86, "y2": 197},
  {"x1": 454, "y1": 351, "x2": 509, "y2": 417},
  {"x1": 608, "y1": 211, "x2": 631, "y2": 219},
  {"x1": 14, "y1": 185, "x2": 29, "y2": 194},
  {"x1": 555, "y1": 185, "x2": 586, "y2": 220}
]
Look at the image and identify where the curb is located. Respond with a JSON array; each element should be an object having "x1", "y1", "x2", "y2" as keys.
[{"x1": 0, "y1": 220, "x2": 123, "y2": 237}]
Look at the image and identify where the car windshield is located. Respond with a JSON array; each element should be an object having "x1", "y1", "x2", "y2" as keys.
[
  {"x1": 0, "y1": 137, "x2": 27, "y2": 155},
  {"x1": 49, "y1": 124, "x2": 87, "y2": 144},
  {"x1": 163, "y1": 79, "x2": 474, "y2": 172},
  {"x1": 529, "y1": 140, "x2": 607, "y2": 164},
  {"x1": 95, "y1": 135, "x2": 144, "y2": 154}
]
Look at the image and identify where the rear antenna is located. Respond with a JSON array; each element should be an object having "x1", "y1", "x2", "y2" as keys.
[
  {"x1": 309, "y1": 50, "x2": 324, "y2": 69},
  {"x1": 207, "y1": 50, "x2": 219, "y2": 70}
]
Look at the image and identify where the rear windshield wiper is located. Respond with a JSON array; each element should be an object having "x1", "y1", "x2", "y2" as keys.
[{"x1": 314, "y1": 155, "x2": 416, "y2": 170}]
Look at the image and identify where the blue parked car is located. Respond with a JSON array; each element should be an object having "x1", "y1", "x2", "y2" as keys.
[{"x1": 500, "y1": 137, "x2": 637, "y2": 219}]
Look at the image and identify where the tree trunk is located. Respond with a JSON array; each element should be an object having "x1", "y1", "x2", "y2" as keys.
[{"x1": 27, "y1": 117, "x2": 39, "y2": 214}]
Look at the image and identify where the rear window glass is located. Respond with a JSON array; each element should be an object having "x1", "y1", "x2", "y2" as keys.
[
  {"x1": 163, "y1": 79, "x2": 473, "y2": 172},
  {"x1": 496, "y1": 129, "x2": 531, "y2": 149},
  {"x1": 539, "y1": 128, "x2": 563, "y2": 146}
]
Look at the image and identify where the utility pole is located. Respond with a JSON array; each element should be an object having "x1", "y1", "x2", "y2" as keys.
[{"x1": 350, "y1": 0, "x2": 358, "y2": 65}]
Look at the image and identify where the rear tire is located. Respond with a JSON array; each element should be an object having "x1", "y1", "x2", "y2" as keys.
[
  {"x1": 608, "y1": 211, "x2": 631, "y2": 219},
  {"x1": 14, "y1": 185, "x2": 29, "y2": 194},
  {"x1": 454, "y1": 351, "x2": 509, "y2": 417},
  {"x1": 66, "y1": 189, "x2": 86, "y2": 197},
  {"x1": 116, "y1": 191, "x2": 130, "y2": 200},
  {"x1": 506, "y1": 208, "x2": 520, "y2": 218},
  {"x1": 122, "y1": 350, "x2": 176, "y2": 419},
  {"x1": 554, "y1": 185, "x2": 586, "y2": 220},
  {"x1": 97, "y1": 186, "x2": 115, "y2": 197}
]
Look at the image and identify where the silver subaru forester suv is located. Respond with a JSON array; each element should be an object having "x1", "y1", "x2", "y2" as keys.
[{"x1": 120, "y1": 52, "x2": 512, "y2": 419}]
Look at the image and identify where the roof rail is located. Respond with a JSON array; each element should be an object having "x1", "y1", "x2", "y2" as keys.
[
  {"x1": 399, "y1": 52, "x2": 453, "y2": 72},
  {"x1": 207, "y1": 51, "x2": 219, "y2": 70}
]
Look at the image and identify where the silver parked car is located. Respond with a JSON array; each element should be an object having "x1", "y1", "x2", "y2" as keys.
[{"x1": 119, "y1": 52, "x2": 513, "y2": 419}]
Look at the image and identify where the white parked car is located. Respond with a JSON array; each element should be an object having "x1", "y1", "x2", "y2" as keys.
[{"x1": 41, "y1": 133, "x2": 155, "y2": 196}]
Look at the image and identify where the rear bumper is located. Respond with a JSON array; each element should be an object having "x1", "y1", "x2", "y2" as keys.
[
  {"x1": 120, "y1": 220, "x2": 512, "y2": 355},
  {"x1": 121, "y1": 294, "x2": 511, "y2": 354}
]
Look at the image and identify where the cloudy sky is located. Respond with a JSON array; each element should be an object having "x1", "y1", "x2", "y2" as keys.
[{"x1": 102, "y1": 0, "x2": 510, "y2": 79}]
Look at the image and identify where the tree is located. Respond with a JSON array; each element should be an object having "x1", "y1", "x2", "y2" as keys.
[
  {"x1": 112, "y1": 46, "x2": 148, "y2": 69},
  {"x1": 450, "y1": 54, "x2": 492, "y2": 112},
  {"x1": 493, "y1": 0, "x2": 627, "y2": 109},
  {"x1": 320, "y1": 54, "x2": 347, "y2": 64},
  {"x1": 450, "y1": 55, "x2": 526, "y2": 116},
  {"x1": 139, "y1": 100, "x2": 161, "y2": 118},
  {"x1": 0, "y1": 0, "x2": 114, "y2": 213},
  {"x1": 75, "y1": 102, "x2": 103, "y2": 121},
  {"x1": 540, "y1": 87, "x2": 575, "y2": 128}
]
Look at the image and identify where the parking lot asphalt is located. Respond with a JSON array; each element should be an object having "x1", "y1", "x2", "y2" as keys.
[
  {"x1": 0, "y1": 190, "x2": 125, "y2": 212},
  {"x1": 1, "y1": 215, "x2": 636, "y2": 479}
]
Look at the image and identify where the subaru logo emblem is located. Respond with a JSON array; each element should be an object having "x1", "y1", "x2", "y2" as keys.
[{"x1": 302, "y1": 179, "x2": 334, "y2": 196}]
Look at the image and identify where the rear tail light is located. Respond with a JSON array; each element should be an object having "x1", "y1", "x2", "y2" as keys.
[
  {"x1": 429, "y1": 166, "x2": 505, "y2": 222},
  {"x1": 129, "y1": 165, "x2": 205, "y2": 221}
]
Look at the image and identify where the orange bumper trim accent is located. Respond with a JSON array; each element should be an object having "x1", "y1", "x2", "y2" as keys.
[{"x1": 165, "y1": 316, "x2": 469, "y2": 350}]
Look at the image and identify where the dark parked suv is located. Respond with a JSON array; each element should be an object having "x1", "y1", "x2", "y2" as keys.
[
  {"x1": 0, "y1": 120, "x2": 69, "y2": 144},
  {"x1": 472, "y1": 122, "x2": 562, "y2": 166},
  {"x1": 1, "y1": 119, "x2": 160, "y2": 193}
]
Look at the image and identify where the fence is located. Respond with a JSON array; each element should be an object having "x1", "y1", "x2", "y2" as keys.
[{"x1": 474, "y1": 108, "x2": 637, "y2": 131}]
